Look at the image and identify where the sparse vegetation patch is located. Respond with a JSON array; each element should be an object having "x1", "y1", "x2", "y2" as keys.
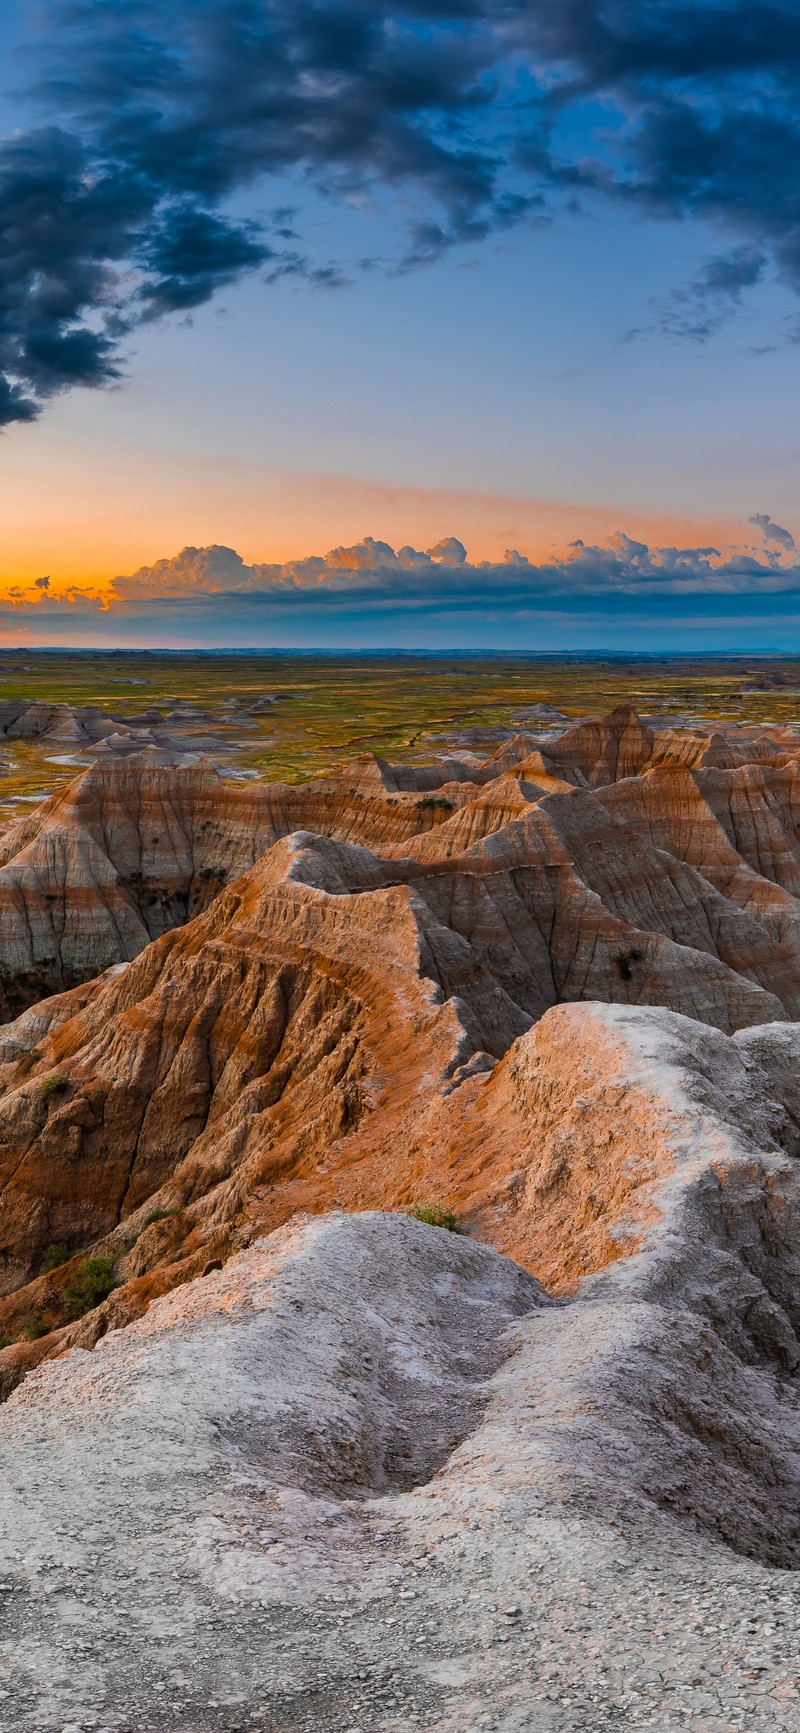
[
  {"x1": 63, "y1": 1257, "x2": 118, "y2": 1317},
  {"x1": 25, "y1": 1314, "x2": 52, "y2": 1340},
  {"x1": 405, "y1": 1202, "x2": 461, "y2": 1233},
  {"x1": 41, "y1": 1242, "x2": 71, "y2": 1271},
  {"x1": 39, "y1": 1073, "x2": 68, "y2": 1098}
]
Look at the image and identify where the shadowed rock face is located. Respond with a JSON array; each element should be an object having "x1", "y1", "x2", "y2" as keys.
[
  {"x1": 0, "y1": 759, "x2": 275, "y2": 1013},
  {"x1": 3, "y1": 707, "x2": 800, "y2": 1382},
  {"x1": 0, "y1": 747, "x2": 519, "y2": 1012},
  {"x1": 537, "y1": 703, "x2": 657, "y2": 785},
  {"x1": 2, "y1": 705, "x2": 800, "y2": 1015}
]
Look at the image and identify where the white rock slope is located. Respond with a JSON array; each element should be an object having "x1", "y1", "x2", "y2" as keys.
[{"x1": 2, "y1": 1003, "x2": 800, "y2": 1731}]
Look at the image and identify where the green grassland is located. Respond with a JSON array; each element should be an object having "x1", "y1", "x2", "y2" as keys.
[{"x1": 0, "y1": 650, "x2": 798, "y2": 821}]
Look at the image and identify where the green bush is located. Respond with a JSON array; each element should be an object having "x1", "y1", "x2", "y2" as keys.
[
  {"x1": 39, "y1": 1074, "x2": 68, "y2": 1099},
  {"x1": 25, "y1": 1315, "x2": 51, "y2": 1340},
  {"x1": 41, "y1": 1242, "x2": 71, "y2": 1271},
  {"x1": 405, "y1": 1202, "x2": 460, "y2": 1233},
  {"x1": 0, "y1": 1335, "x2": 13, "y2": 1350},
  {"x1": 63, "y1": 1257, "x2": 118, "y2": 1318},
  {"x1": 142, "y1": 1207, "x2": 176, "y2": 1228}
]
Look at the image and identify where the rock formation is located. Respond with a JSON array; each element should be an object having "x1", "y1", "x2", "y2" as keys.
[
  {"x1": 0, "y1": 696, "x2": 253, "y2": 757},
  {"x1": 3, "y1": 1004, "x2": 800, "y2": 1728},
  {"x1": 2, "y1": 706, "x2": 800, "y2": 1349},
  {"x1": 2, "y1": 700, "x2": 800, "y2": 1726},
  {"x1": 3, "y1": 703, "x2": 800, "y2": 1024},
  {"x1": 0, "y1": 758, "x2": 272, "y2": 1010}
]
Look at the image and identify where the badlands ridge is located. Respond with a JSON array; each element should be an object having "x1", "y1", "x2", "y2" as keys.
[{"x1": 1, "y1": 705, "x2": 800, "y2": 1729}]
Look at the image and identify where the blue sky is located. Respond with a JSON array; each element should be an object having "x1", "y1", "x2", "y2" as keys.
[{"x1": 0, "y1": 2, "x2": 799, "y2": 648}]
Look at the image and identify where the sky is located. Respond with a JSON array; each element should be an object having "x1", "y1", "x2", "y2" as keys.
[{"x1": 1, "y1": 0, "x2": 800, "y2": 648}]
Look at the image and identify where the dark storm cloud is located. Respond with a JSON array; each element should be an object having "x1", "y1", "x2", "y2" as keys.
[
  {"x1": 137, "y1": 209, "x2": 271, "y2": 315},
  {"x1": 0, "y1": 124, "x2": 143, "y2": 416},
  {"x1": 2, "y1": 2, "x2": 800, "y2": 423},
  {"x1": 514, "y1": 3, "x2": 800, "y2": 316}
]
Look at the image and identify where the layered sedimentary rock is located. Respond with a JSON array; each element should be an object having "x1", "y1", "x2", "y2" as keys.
[
  {"x1": 3, "y1": 698, "x2": 800, "y2": 1726},
  {"x1": 0, "y1": 744, "x2": 526, "y2": 1008},
  {"x1": 600, "y1": 759, "x2": 800, "y2": 897},
  {"x1": 537, "y1": 703, "x2": 656, "y2": 784},
  {"x1": 0, "y1": 759, "x2": 273, "y2": 1010},
  {"x1": 0, "y1": 827, "x2": 793, "y2": 1361},
  {"x1": 0, "y1": 701, "x2": 124, "y2": 744},
  {"x1": 3, "y1": 704, "x2": 800, "y2": 1017},
  {"x1": 0, "y1": 696, "x2": 266, "y2": 756},
  {"x1": 3, "y1": 705, "x2": 800, "y2": 1374}
]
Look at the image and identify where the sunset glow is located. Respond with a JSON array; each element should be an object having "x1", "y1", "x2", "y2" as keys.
[{"x1": 0, "y1": 0, "x2": 797, "y2": 644}]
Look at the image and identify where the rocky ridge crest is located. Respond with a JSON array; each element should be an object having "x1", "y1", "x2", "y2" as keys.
[
  {"x1": 3, "y1": 1003, "x2": 800, "y2": 1727},
  {"x1": 4, "y1": 705, "x2": 800, "y2": 1366}
]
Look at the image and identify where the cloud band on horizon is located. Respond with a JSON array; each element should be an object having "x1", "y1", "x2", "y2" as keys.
[
  {"x1": 92, "y1": 523, "x2": 800, "y2": 606},
  {"x1": 0, "y1": 531, "x2": 796, "y2": 655}
]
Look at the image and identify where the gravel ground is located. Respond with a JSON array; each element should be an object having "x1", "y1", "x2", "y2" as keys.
[
  {"x1": 7, "y1": 1531, "x2": 799, "y2": 1733},
  {"x1": 1, "y1": 1205, "x2": 799, "y2": 1733}
]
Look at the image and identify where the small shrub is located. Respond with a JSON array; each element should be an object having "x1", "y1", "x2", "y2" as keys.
[
  {"x1": 16, "y1": 1044, "x2": 43, "y2": 1076},
  {"x1": 25, "y1": 1314, "x2": 51, "y2": 1341},
  {"x1": 63, "y1": 1257, "x2": 118, "y2": 1318},
  {"x1": 0, "y1": 1335, "x2": 13, "y2": 1350},
  {"x1": 405, "y1": 1202, "x2": 460, "y2": 1233},
  {"x1": 142, "y1": 1206, "x2": 176, "y2": 1228},
  {"x1": 39, "y1": 1074, "x2": 67, "y2": 1099},
  {"x1": 41, "y1": 1242, "x2": 71, "y2": 1271},
  {"x1": 120, "y1": 1234, "x2": 139, "y2": 1253},
  {"x1": 417, "y1": 796, "x2": 454, "y2": 812}
]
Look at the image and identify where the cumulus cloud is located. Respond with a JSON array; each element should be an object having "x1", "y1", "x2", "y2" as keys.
[
  {"x1": 99, "y1": 525, "x2": 800, "y2": 614},
  {"x1": 2, "y1": 521, "x2": 800, "y2": 651},
  {"x1": 110, "y1": 535, "x2": 472, "y2": 600},
  {"x1": 2, "y1": 2, "x2": 800, "y2": 422}
]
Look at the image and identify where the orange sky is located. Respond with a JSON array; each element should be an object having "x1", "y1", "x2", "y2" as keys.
[{"x1": 0, "y1": 426, "x2": 756, "y2": 599}]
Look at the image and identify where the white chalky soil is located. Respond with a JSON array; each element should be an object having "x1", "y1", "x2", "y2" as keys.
[{"x1": 2, "y1": 1004, "x2": 800, "y2": 1732}]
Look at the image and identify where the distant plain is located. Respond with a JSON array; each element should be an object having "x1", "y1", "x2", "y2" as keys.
[{"x1": 0, "y1": 650, "x2": 799, "y2": 823}]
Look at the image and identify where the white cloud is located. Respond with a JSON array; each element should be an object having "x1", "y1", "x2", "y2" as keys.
[{"x1": 103, "y1": 525, "x2": 800, "y2": 612}]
